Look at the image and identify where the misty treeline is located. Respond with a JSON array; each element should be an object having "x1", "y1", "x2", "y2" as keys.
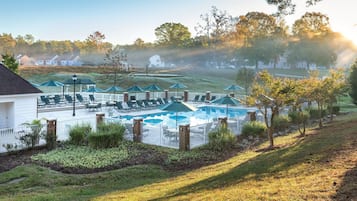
[{"x1": 0, "y1": 1, "x2": 355, "y2": 68}]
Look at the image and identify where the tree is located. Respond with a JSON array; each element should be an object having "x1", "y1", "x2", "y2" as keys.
[
  {"x1": 288, "y1": 12, "x2": 336, "y2": 69},
  {"x1": 85, "y1": 31, "x2": 106, "y2": 53},
  {"x1": 105, "y1": 45, "x2": 127, "y2": 88},
  {"x1": 248, "y1": 71, "x2": 295, "y2": 148},
  {"x1": 323, "y1": 69, "x2": 348, "y2": 121},
  {"x1": 195, "y1": 6, "x2": 235, "y2": 65},
  {"x1": 154, "y1": 22, "x2": 191, "y2": 47},
  {"x1": 133, "y1": 38, "x2": 145, "y2": 48},
  {"x1": 0, "y1": 33, "x2": 16, "y2": 54},
  {"x1": 349, "y1": 59, "x2": 357, "y2": 105},
  {"x1": 267, "y1": 0, "x2": 323, "y2": 16},
  {"x1": 303, "y1": 71, "x2": 326, "y2": 128},
  {"x1": 236, "y1": 67, "x2": 255, "y2": 99},
  {"x1": 1, "y1": 53, "x2": 19, "y2": 73},
  {"x1": 235, "y1": 12, "x2": 283, "y2": 69},
  {"x1": 292, "y1": 12, "x2": 331, "y2": 38}
]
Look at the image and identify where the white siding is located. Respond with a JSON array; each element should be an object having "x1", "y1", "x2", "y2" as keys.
[{"x1": 0, "y1": 94, "x2": 39, "y2": 128}]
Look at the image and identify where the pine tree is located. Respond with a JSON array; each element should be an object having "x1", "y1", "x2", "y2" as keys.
[{"x1": 1, "y1": 54, "x2": 19, "y2": 73}]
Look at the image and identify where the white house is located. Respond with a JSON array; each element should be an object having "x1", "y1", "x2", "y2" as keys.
[
  {"x1": 0, "y1": 63, "x2": 42, "y2": 129},
  {"x1": 148, "y1": 55, "x2": 165, "y2": 67}
]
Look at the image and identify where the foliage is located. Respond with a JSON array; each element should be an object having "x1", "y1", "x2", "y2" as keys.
[
  {"x1": 155, "y1": 22, "x2": 191, "y2": 47},
  {"x1": 32, "y1": 145, "x2": 129, "y2": 169},
  {"x1": 308, "y1": 108, "x2": 327, "y2": 119},
  {"x1": 195, "y1": 6, "x2": 234, "y2": 49},
  {"x1": 327, "y1": 105, "x2": 340, "y2": 115},
  {"x1": 288, "y1": 110, "x2": 310, "y2": 124},
  {"x1": 267, "y1": 0, "x2": 322, "y2": 16},
  {"x1": 241, "y1": 121, "x2": 267, "y2": 138},
  {"x1": 19, "y1": 119, "x2": 45, "y2": 148},
  {"x1": 235, "y1": 12, "x2": 285, "y2": 69},
  {"x1": 1, "y1": 53, "x2": 18, "y2": 73},
  {"x1": 272, "y1": 115, "x2": 291, "y2": 132},
  {"x1": 69, "y1": 124, "x2": 91, "y2": 146},
  {"x1": 207, "y1": 125, "x2": 236, "y2": 151},
  {"x1": 88, "y1": 123, "x2": 125, "y2": 149},
  {"x1": 349, "y1": 59, "x2": 357, "y2": 104},
  {"x1": 248, "y1": 70, "x2": 295, "y2": 147},
  {"x1": 87, "y1": 123, "x2": 125, "y2": 149},
  {"x1": 288, "y1": 110, "x2": 310, "y2": 136}
]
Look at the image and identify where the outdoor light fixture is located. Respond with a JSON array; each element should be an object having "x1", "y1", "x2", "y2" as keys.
[{"x1": 72, "y1": 74, "x2": 77, "y2": 116}]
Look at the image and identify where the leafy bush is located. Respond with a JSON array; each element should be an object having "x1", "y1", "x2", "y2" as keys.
[
  {"x1": 31, "y1": 145, "x2": 129, "y2": 169},
  {"x1": 88, "y1": 123, "x2": 125, "y2": 149},
  {"x1": 241, "y1": 121, "x2": 267, "y2": 138},
  {"x1": 327, "y1": 105, "x2": 340, "y2": 115},
  {"x1": 19, "y1": 119, "x2": 45, "y2": 148},
  {"x1": 288, "y1": 110, "x2": 310, "y2": 124},
  {"x1": 207, "y1": 125, "x2": 236, "y2": 151},
  {"x1": 309, "y1": 108, "x2": 327, "y2": 119},
  {"x1": 272, "y1": 115, "x2": 291, "y2": 132},
  {"x1": 69, "y1": 124, "x2": 91, "y2": 145}
]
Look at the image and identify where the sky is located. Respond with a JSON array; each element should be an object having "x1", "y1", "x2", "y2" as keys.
[{"x1": 1, "y1": 0, "x2": 357, "y2": 45}]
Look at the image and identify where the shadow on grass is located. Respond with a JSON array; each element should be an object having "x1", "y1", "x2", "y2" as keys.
[
  {"x1": 333, "y1": 165, "x2": 357, "y2": 201},
  {"x1": 151, "y1": 119, "x2": 355, "y2": 200}
]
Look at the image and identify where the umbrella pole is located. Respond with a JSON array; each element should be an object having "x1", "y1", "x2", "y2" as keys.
[
  {"x1": 176, "y1": 112, "x2": 178, "y2": 129},
  {"x1": 226, "y1": 104, "x2": 228, "y2": 117}
]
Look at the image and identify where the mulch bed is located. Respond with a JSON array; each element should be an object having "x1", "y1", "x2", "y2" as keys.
[{"x1": 0, "y1": 145, "x2": 242, "y2": 174}]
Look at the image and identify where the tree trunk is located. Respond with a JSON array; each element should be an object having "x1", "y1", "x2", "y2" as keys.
[
  {"x1": 268, "y1": 127, "x2": 274, "y2": 148},
  {"x1": 329, "y1": 102, "x2": 334, "y2": 121},
  {"x1": 318, "y1": 102, "x2": 323, "y2": 128}
]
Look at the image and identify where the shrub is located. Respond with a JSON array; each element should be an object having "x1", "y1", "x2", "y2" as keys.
[
  {"x1": 327, "y1": 105, "x2": 340, "y2": 115},
  {"x1": 19, "y1": 119, "x2": 45, "y2": 148},
  {"x1": 69, "y1": 124, "x2": 91, "y2": 145},
  {"x1": 309, "y1": 108, "x2": 327, "y2": 119},
  {"x1": 272, "y1": 115, "x2": 291, "y2": 132},
  {"x1": 207, "y1": 125, "x2": 236, "y2": 151},
  {"x1": 241, "y1": 121, "x2": 267, "y2": 138},
  {"x1": 288, "y1": 110, "x2": 310, "y2": 124},
  {"x1": 88, "y1": 123, "x2": 125, "y2": 149}
]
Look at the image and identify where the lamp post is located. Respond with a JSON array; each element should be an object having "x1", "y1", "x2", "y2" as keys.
[{"x1": 72, "y1": 74, "x2": 77, "y2": 116}]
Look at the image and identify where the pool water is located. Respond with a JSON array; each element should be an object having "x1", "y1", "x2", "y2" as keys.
[{"x1": 114, "y1": 106, "x2": 251, "y2": 128}]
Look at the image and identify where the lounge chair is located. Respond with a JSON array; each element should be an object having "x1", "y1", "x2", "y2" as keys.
[
  {"x1": 126, "y1": 101, "x2": 137, "y2": 110},
  {"x1": 53, "y1": 95, "x2": 62, "y2": 105},
  {"x1": 150, "y1": 99, "x2": 158, "y2": 106},
  {"x1": 89, "y1": 94, "x2": 95, "y2": 102},
  {"x1": 156, "y1": 98, "x2": 164, "y2": 105},
  {"x1": 210, "y1": 95, "x2": 217, "y2": 102},
  {"x1": 200, "y1": 95, "x2": 206, "y2": 102},
  {"x1": 65, "y1": 95, "x2": 73, "y2": 103},
  {"x1": 142, "y1": 100, "x2": 151, "y2": 107},
  {"x1": 76, "y1": 94, "x2": 84, "y2": 103},
  {"x1": 163, "y1": 98, "x2": 169, "y2": 104},
  {"x1": 193, "y1": 95, "x2": 200, "y2": 102},
  {"x1": 136, "y1": 100, "x2": 145, "y2": 108}
]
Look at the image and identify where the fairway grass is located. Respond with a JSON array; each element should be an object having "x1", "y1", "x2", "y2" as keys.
[{"x1": 0, "y1": 114, "x2": 356, "y2": 201}]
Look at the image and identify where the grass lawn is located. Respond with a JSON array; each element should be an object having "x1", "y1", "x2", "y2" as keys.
[{"x1": 0, "y1": 113, "x2": 356, "y2": 200}]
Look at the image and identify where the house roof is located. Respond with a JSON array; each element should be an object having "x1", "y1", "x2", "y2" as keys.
[{"x1": 0, "y1": 63, "x2": 42, "y2": 95}]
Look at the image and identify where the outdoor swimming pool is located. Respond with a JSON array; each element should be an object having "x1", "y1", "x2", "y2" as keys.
[{"x1": 113, "y1": 105, "x2": 253, "y2": 128}]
